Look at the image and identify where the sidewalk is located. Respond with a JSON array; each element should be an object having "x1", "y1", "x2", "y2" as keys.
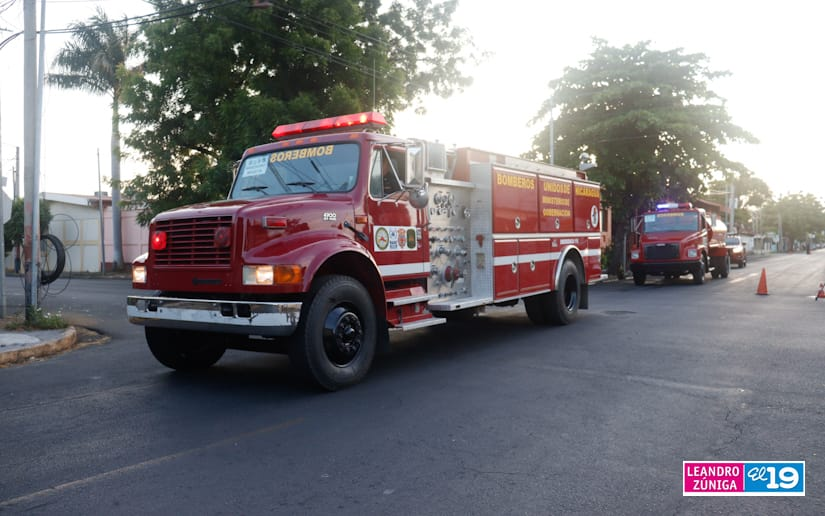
[{"x1": 0, "y1": 326, "x2": 78, "y2": 366}]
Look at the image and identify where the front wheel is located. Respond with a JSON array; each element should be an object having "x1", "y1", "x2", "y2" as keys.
[
  {"x1": 290, "y1": 275, "x2": 377, "y2": 391},
  {"x1": 633, "y1": 271, "x2": 646, "y2": 286},
  {"x1": 692, "y1": 260, "x2": 705, "y2": 285},
  {"x1": 146, "y1": 327, "x2": 226, "y2": 370}
]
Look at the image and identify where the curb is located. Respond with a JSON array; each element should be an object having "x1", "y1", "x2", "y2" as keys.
[{"x1": 0, "y1": 327, "x2": 78, "y2": 366}]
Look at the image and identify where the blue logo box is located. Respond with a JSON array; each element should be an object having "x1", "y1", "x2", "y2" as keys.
[{"x1": 743, "y1": 462, "x2": 805, "y2": 495}]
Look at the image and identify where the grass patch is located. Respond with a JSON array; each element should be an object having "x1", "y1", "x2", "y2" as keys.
[{"x1": 4, "y1": 308, "x2": 68, "y2": 331}]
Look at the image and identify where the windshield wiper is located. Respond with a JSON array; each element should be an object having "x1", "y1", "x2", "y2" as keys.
[
  {"x1": 286, "y1": 181, "x2": 317, "y2": 190},
  {"x1": 308, "y1": 159, "x2": 334, "y2": 190},
  {"x1": 241, "y1": 185, "x2": 268, "y2": 192}
]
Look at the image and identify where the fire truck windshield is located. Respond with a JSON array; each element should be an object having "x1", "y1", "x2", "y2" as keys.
[
  {"x1": 231, "y1": 143, "x2": 360, "y2": 199},
  {"x1": 643, "y1": 211, "x2": 699, "y2": 233}
]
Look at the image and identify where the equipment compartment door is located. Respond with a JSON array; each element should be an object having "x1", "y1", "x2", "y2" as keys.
[
  {"x1": 492, "y1": 168, "x2": 538, "y2": 234},
  {"x1": 518, "y1": 239, "x2": 552, "y2": 295},
  {"x1": 493, "y1": 239, "x2": 519, "y2": 298}
]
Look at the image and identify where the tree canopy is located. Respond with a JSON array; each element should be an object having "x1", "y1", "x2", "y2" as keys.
[
  {"x1": 528, "y1": 40, "x2": 757, "y2": 226},
  {"x1": 705, "y1": 170, "x2": 772, "y2": 233},
  {"x1": 122, "y1": 0, "x2": 475, "y2": 224},
  {"x1": 761, "y1": 194, "x2": 825, "y2": 245}
]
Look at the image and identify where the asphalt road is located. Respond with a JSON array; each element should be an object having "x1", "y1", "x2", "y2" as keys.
[{"x1": 1, "y1": 252, "x2": 824, "y2": 514}]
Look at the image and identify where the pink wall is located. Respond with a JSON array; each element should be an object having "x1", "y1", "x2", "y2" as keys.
[{"x1": 102, "y1": 206, "x2": 149, "y2": 268}]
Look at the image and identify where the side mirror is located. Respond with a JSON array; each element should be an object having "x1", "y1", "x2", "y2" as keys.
[{"x1": 407, "y1": 184, "x2": 429, "y2": 209}]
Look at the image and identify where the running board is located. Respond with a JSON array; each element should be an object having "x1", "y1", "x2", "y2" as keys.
[
  {"x1": 390, "y1": 317, "x2": 447, "y2": 332},
  {"x1": 388, "y1": 293, "x2": 438, "y2": 307},
  {"x1": 427, "y1": 296, "x2": 494, "y2": 312}
]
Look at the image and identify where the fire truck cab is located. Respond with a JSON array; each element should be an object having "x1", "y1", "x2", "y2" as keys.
[
  {"x1": 629, "y1": 202, "x2": 730, "y2": 285},
  {"x1": 127, "y1": 112, "x2": 604, "y2": 390}
]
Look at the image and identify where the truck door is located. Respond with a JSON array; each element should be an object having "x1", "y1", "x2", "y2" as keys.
[{"x1": 366, "y1": 145, "x2": 430, "y2": 281}]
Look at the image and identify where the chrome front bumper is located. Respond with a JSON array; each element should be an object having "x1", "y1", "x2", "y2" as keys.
[{"x1": 127, "y1": 296, "x2": 302, "y2": 337}]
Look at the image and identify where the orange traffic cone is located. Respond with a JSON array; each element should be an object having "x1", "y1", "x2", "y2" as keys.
[
  {"x1": 816, "y1": 283, "x2": 825, "y2": 301},
  {"x1": 756, "y1": 268, "x2": 768, "y2": 296}
]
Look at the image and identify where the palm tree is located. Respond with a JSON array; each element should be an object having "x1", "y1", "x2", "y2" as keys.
[{"x1": 48, "y1": 8, "x2": 135, "y2": 270}]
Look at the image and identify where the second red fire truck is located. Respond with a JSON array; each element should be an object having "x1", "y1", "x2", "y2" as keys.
[
  {"x1": 127, "y1": 112, "x2": 604, "y2": 390},
  {"x1": 629, "y1": 202, "x2": 730, "y2": 285}
]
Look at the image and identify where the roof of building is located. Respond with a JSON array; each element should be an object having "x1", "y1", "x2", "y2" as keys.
[{"x1": 42, "y1": 192, "x2": 112, "y2": 208}]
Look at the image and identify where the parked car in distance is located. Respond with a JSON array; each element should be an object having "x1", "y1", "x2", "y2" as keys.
[{"x1": 726, "y1": 235, "x2": 747, "y2": 268}]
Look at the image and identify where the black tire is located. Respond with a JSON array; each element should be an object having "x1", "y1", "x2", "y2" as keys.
[
  {"x1": 40, "y1": 234, "x2": 66, "y2": 285},
  {"x1": 146, "y1": 327, "x2": 226, "y2": 370},
  {"x1": 290, "y1": 275, "x2": 377, "y2": 391},
  {"x1": 692, "y1": 260, "x2": 705, "y2": 285},
  {"x1": 527, "y1": 260, "x2": 581, "y2": 326},
  {"x1": 524, "y1": 293, "x2": 552, "y2": 325},
  {"x1": 633, "y1": 271, "x2": 646, "y2": 286},
  {"x1": 720, "y1": 255, "x2": 730, "y2": 278}
]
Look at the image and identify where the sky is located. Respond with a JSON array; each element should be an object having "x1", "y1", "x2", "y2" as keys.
[{"x1": 1, "y1": 0, "x2": 824, "y2": 204}]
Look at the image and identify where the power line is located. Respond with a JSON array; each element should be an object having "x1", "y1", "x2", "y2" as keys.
[{"x1": 1, "y1": 0, "x2": 244, "y2": 51}]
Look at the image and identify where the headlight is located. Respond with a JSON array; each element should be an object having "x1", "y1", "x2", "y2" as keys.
[
  {"x1": 630, "y1": 250, "x2": 639, "y2": 260},
  {"x1": 243, "y1": 265, "x2": 274, "y2": 285},
  {"x1": 132, "y1": 265, "x2": 147, "y2": 284},
  {"x1": 243, "y1": 264, "x2": 303, "y2": 286},
  {"x1": 686, "y1": 248, "x2": 698, "y2": 258}
]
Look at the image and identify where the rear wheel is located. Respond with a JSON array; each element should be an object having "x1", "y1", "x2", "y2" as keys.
[
  {"x1": 524, "y1": 294, "x2": 551, "y2": 325},
  {"x1": 290, "y1": 275, "x2": 377, "y2": 391},
  {"x1": 550, "y1": 260, "x2": 582, "y2": 325},
  {"x1": 720, "y1": 255, "x2": 730, "y2": 278},
  {"x1": 146, "y1": 327, "x2": 226, "y2": 370},
  {"x1": 525, "y1": 260, "x2": 581, "y2": 326}
]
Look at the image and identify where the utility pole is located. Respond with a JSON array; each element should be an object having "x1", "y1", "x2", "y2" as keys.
[
  {"x1": 32, "y1": 0, "x2": 46, "y2": 311},
  {"x1": 0, "y1": 87, "x2": 5, "y2": 317},
  {"x1": 548, "y1": 94, "x2": 555, "y2": 165},
  {"x1": 97, "y1": 149, "x2": 106, "y2": 274},
  {"x1": 23, "y1": 0, "x2": 38, "y2": 318},
  {"x1": 14, "y1": 146, "x2": 19, "y2": 199}
]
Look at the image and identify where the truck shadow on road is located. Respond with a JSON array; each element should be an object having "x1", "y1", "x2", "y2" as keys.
[{"x1": 149, "y1": 307, "x2": 575, "y2": 395}]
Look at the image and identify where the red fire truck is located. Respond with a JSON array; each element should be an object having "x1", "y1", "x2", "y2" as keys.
[
  {"x1": 127, "y1": 112, "x2": 604, "y2": 390},
  {"x1": 629, "y1": 202, "x2": 730, "y2": 286}
]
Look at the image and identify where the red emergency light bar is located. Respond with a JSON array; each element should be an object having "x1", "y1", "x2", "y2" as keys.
[{"x1": 272, "y1": 112, "x2": 387, "y2": 140}]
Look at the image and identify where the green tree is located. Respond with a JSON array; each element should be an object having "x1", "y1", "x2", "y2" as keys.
[
  {"x1": 4, "y1": 198, "x2": 53, "y2": 255},
  {"x1": 123, "y1": 0, "x2": 475, "y2": 225},
  {"x1": 761, "y1": 194, "x2": 825, "y2": 246},
  {"x1": 48, "y1": 7, "x2": 136, "y2": 270},
  {"x1": 527, "y1": 40, "x2": 756, "y2": 274},
  {"x1": 705, "y1": 171, "x2": 772, "y2": 233}
]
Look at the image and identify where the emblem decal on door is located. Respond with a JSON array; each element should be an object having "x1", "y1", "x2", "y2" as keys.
[{"x1": 373, "y1": 226, "x2": 418, "y2": 252}]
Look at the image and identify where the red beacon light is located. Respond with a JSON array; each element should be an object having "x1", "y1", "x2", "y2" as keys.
[
  {"x1": 151, "y1": 230, "x2": 167, "y2": 251},
  {"x1": 272, "y1": 112, "x2": 387, "y2": 139}
]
